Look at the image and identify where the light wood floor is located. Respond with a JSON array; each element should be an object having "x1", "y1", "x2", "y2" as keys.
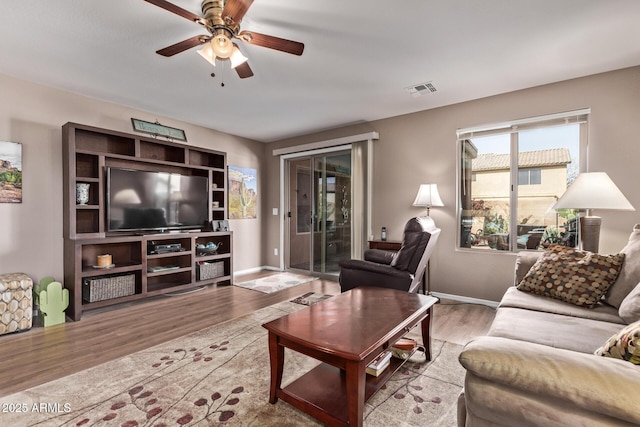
[{"x1": 0, "y1": 272, "x2": 495, "y2": 398}]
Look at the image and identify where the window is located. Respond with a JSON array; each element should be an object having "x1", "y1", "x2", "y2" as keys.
[
  {"x1": 458, "y1": 110, "x2": 588, "y2": 252},
  {"x1": 518, "y1": 168, "x2": 541, "y2": 185}
]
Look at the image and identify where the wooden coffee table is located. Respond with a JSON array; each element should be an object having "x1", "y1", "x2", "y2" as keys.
[{"x1": 262, "y1": 286, "x2": 438, "y2": 427}]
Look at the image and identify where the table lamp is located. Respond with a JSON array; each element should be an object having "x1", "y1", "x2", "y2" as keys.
[
  {"x1": 552, "y1": 172, "x2": 634, "y2": 252},
  {"x1": 412, "y1": 184, "x2": 444, "y2": 217}
]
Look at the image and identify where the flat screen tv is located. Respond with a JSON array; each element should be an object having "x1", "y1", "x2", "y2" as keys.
[{"x1": 107, "y1": 167, "x2": 209, "y2": 233}]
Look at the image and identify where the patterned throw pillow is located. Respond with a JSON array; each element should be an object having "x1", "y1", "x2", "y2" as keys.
[
  {"x1": 594, "y1": 320, "x2": 640, "y2": 364},
  {"x1": 516, "y1": 244, "x2": 625, "y2": 308}
]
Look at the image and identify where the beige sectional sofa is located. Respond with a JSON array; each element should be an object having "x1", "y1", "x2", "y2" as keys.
[{"x1": 458, "y1": 227, "x2": 640, "y2": 427}]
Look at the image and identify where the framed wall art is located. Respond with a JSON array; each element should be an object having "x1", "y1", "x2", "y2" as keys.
[
  {"x1": 228, "y1": 166, "x2": 257, "y2": 219},
  {"x1": 131, "y1": 118, "x2": 187, "y2": 142},
  {"x1": 0, "y1": 141, "x2": 22, "y2": 203}
]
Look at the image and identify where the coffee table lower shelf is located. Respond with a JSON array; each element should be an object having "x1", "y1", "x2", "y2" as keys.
[{"x1": 279, "y1": 355, "x2": 412, "y2": 426}]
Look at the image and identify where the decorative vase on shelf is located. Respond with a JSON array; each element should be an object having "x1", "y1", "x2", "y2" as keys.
[{"x1": 76, "y1": 183, "x2": 90, "y2": 205}]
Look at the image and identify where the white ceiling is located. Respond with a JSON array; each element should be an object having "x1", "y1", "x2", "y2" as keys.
[{"x1": 1, "y1": 1, "x2": 640, "y2": 143}]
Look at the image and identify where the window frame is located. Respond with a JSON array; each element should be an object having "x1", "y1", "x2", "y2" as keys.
[
  {"x1": 456, "y1": 109, "x2": 589, "y2": 253},
  {"x1": 518, "y1": 168, "x2": 542, "y2": 186}
]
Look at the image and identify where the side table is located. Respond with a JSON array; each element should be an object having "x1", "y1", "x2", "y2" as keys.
[{"x1": 368, "y1": 239, "x2": 401, "y2": 251}]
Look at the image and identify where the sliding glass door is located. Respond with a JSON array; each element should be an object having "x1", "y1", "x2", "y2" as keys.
[{"x1": 287, "y1": 151, "x2": 352, "y2": 274}]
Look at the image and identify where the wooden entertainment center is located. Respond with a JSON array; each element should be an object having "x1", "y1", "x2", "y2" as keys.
[{"x1": 62, "y1": 122, "x2": 233, "y2": 320}]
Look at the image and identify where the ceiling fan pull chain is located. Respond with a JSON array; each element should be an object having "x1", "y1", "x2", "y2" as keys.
[{"x1": 220, "y1": 61, "x2": 227, "y2": 87}]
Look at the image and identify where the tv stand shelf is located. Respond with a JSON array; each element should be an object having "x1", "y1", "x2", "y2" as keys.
[
  {"x1": 62, "y1": 123, "x2": 233, "y2": 320},
  {"x1": 65, "y1": 231, "x2": 233, "y2": 320}
]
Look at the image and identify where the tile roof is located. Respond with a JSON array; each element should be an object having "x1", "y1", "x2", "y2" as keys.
[{"x1": 472, "y1": 148, "x2": 571, "y2": 171}]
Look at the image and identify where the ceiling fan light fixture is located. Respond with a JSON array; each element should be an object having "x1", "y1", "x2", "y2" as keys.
[
  {"x1": 196, "y1": 42, "x2": 217, "y2": 66},
  {"x1": 211, "y1": 33, "x2": 233, "y2": 58},
  {"x1": 229, "y1": 44, "x2": 248, "y2": 69}
]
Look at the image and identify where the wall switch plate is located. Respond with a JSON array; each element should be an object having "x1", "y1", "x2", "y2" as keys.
[
  {"x1": 272, "y1": 208, "x2": 278, "y2": 216},
  {"x1": 274, "y1": 248, "x2": 278, "y2": 256}
]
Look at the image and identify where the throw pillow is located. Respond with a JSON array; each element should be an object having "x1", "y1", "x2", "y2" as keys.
[
  {"x1": 594, "y1": 320, "x2": 640, "y2": 364},
  {"x1": 619, "y1": 282, "x2": 640, "y2": 324},
  {"x1": 604, "y1": 224, "x2": 640, "y2": 308},
  {"x1": 516, "y1": 244, "x2": 625, "y2": 308}
]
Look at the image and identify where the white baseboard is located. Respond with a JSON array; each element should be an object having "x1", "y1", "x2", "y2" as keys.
[
  {"x1": 228, "y1": 270, "x2": 499, "y2": 308},
  {"x1": 432, "y1": 292, "x2": 499, "y2": 309}
]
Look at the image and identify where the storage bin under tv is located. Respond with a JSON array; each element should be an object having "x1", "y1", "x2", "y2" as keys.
[
  {"x1": 83, "y1": 273, "x2": 136, "y2": 303},
  {"x1": 62, "y1": 123, "x2": 233, "y2": 320}
]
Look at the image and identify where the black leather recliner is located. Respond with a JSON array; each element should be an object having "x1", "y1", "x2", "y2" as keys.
[{"x1": 338, "y1": 217, "x2": 441, "y2": 293}]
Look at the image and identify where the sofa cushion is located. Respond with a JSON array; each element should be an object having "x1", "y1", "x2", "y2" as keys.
[
  {"x1": 488, "y1": 307, "x2": 624, "y2": 353},
  {"x1": 460, "y1": 336, "x2": 640, "y2": 425},
  {"x1": 604, "y1": 224, "x2": 640, "y2": 308},
  {"x1": 619, "y1": 283, "x2": 640, "y2": 324},
  {"x1": 594, "y1": 320, "x2": 640, "y2": 364},
  {"x1": 500, "y1": 287, "x2": 625, "y2": 325},
  {"x1": 513, "y1": 250, "x2": 542, "y2": 285},
  {"x1": 516, "y1": 244, "x2": 625, "y2": 308}
]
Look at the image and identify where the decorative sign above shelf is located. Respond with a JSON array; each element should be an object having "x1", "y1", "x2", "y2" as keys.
[{"x1": 131, "y1": 118, "x2": 187, "y2": 142}]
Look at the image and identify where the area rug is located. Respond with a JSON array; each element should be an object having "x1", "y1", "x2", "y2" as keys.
[
  {"x1": 3, "y1": 301, "x2": 464, "y2": 427},
  {"x1": 234, "y1": 272, "x2": 317, "y2": 294},
  {"x1": 290, "y1": 291, "x2": 334, "y2": 306}
]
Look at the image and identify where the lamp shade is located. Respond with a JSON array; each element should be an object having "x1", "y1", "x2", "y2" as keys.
[
  {"x1": 112, "y1": 189, "x2": 141, "y2": 204},
  {"x1": 197, "y1": 42, "x2": 217, "y2": 66},
  {"x1": 413, "y1": 184, "x2": 444, "y2": 208},
  {"x1": 229, "y1": 44, "x2": 248, "y2": 69},
  {"x1": 553, "y1": 172, "x2": 634, "y2": 211}
]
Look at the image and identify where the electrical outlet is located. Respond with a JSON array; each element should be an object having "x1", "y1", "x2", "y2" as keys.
[{"x1": 274, "y1": 248, "x2": 278, "y2": 256}]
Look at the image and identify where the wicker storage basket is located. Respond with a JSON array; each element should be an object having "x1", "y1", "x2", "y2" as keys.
[
  {"x1": 197, "y1": 261, "x2": 225, "y2": 280},
  {"x1": 83, "y1": 274, "x2": 135, "y2": 302}
]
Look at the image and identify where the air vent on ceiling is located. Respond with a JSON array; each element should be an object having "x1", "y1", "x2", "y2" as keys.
[{"x1": 405, "y1": 81, "x2": 437, "y2": 97}]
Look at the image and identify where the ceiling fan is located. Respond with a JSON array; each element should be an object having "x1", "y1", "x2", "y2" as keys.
[{"x1": 144, "y1": 0, "x2": 304, "y2": 79}]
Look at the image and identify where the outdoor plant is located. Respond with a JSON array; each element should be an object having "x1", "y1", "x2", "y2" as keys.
[
  {"x1": 483, "y1": 213, "x2": 508, "y2": 235},
  {"x1": 542, "y1": 226, "x2": 562, "y2": 245}
]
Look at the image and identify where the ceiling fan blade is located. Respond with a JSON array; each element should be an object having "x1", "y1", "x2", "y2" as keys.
[
  {"x1": 143, "y1": 0, "x2": 203, "y2": 24},
  {"x1": 222, "y1": 0, "x2": 254, "y2": 24},
  {"x1": 235, "y1": 61, "x2": 254, "y2": 79},
  {"x1": 156, "y1": 35, "x2": 209, "y2": 57},
  {"x1": 239, "y1": 31, "x2": 304, "y2": 56}
]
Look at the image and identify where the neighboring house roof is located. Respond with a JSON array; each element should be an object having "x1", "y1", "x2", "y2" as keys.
[{"x1": 472, "y1": 148, "x2": 571, "y2": 171}]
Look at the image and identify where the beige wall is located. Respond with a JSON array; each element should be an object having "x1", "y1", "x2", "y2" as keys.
[
  {"x1": 3, "y1": 66, "x2": 639, "y2": 303},
  {"x1": 0, "y1": 74, "x2": 264, "y2": 283},
  {"x1": 265, "y1": 66, "x2": 640, "y2": 302}
]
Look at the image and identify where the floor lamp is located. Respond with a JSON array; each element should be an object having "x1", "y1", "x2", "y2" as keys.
[
  {"x1": 412, "y1": 184, "x2": 444, "y2": 295},
  {"x1": 552, "y1": 172, "x2": 634, "y2": 252}
]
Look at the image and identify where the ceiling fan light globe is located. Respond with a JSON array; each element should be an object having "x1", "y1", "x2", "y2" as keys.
[
  {"x1": 196, "y1": 43, "x2": 217, "y2": 66},
  {"x1": 211, "y1": 34, "x2": 233, "y2": 58},
  {"x1": 229, "y1": 45, "x2": 248, "y2": 69}
]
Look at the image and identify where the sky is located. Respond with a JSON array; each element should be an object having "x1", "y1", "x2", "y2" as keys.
[
  {"x1": 472, "y1": 123, "x2": 580, "y2": 159},
  {"x1": 0, "y1": 141, "x2": 22, "y2": 170}
]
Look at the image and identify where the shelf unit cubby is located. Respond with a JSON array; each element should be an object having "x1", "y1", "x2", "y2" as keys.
[{"x1": 63, "y1": 122, "x2": 233, "y2": 320}]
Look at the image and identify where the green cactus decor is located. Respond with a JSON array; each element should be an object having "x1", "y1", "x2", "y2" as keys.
[
  {"x1": 34, "y1": 276, "x2": 55, "y2": 307},
  {"x1": 33, "y1": 276, "x2": 56, "y2": 326},
  {"x1": 39, "y1": 281, "x2": 69, "y2": 327}
]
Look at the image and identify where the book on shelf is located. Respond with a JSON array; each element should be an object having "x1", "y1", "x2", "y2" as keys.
[
  {"x1": 393, "y1": 338, "x2": 418, "y2": 351},
  {"x1": 147, "y1": 265, "x2": 180, "y2": 273},
  {"x1": 366, "y1": 350, "x2": 393, "y2": 377}
]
